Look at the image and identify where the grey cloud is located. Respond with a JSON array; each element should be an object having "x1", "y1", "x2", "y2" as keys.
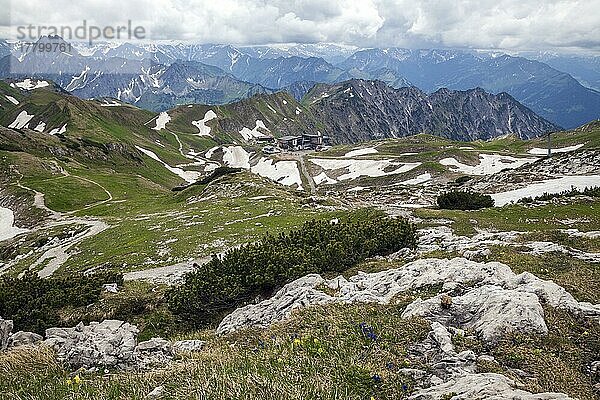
[{"x1": 3, "y1": 0, "x2": 599, "y2": 54}]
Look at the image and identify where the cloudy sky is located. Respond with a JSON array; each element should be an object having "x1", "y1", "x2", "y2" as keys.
[{"x1": 1, "y1": 0, "x2": 599, "y2": 54}]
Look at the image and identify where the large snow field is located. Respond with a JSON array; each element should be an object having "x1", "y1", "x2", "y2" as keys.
[
  {"x1": 440, "y1": 154, "x2": 536, "y2": 175},
  {"x1": 491, "y1": 175, "x2": 600, "y2": 206}
]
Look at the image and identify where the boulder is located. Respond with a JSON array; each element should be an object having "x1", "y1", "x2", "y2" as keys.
[
  {"x1": 408, "y1": 372, "x2": 573, "y2": 400},
  {"x1": 8, "y1": 331, "x2": 43, "y2": 347},
  {"x1": 173, "y1": 340, "x2": 205, "y2": 353},
  {"x1": 136, "y1": 338, "x2": 173, "y2": 368},
  {"x1": 0, "y1": 317, "x2": 13, "y2": 350},
  {"x1": 44, "y1": 320, "x2": 139, "y2": 369},
  {"x1": 402, "y1": 286, "x2": 548, "y2": 343}
]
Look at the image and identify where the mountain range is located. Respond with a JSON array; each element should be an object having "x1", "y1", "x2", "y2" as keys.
[
  {"x1": 0, "y1": 76, "x2": 558, "y2": 146},
  {"x1": 0, "y1": 37, "x2": 598, "y2": 130}
]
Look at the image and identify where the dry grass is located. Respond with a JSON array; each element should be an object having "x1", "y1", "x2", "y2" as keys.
[{"x1": 0, "y1": 303, "x2": 431, "y2": 400}]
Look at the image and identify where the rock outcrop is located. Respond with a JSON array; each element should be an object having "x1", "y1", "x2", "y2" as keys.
[
  {"x1": 404, "y1": 321, "x2": 574, "y2": 399},
  {"x1": 37, "y1": 320, "x2": 207, "y2": 370},
  {"x1": 0, "y1": 317, "x2": 13, "y2": 350},
  {"x1": 8, "y1": 331, "x2": 43, "y2": 347},
  {"x1": 217, "y1": 258, "x2": 600, "y2": 341},
  {"x1": 408, "y1": 372, "x2": 573, "y2": 400},
  {"x1": 402, "y1": 286, "x2": 548, "y2": 343},
  {"x1": 44, "y1": 320, "x2": 139, "y2": 369},
  {"x1": 415, "y1": 226, "x2": 600, "y2": 263}
]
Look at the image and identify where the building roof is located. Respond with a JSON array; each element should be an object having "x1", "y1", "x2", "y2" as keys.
[{"x1": 278, "y1": 135, "x2": 300, "y2": 141}]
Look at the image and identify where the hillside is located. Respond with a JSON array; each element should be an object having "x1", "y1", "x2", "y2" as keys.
[{"x1": 0, "y1": 77, "x2": 599, "y2": 400}]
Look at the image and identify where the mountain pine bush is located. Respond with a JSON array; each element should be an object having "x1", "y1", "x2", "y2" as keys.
[
  {"x1": 0, "y1": 272, "x2": 123, "y2": 334},
  {"x1": 437, "y1": 190, "x2": 494, "y2": 210},
  {"x1": 168, "y1": 216, "x2": 416, "y2": 325}
]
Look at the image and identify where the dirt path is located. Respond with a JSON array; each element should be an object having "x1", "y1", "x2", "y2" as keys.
[
  {"x1": 291, "y1": 154, "x2": 316, "y2": 194},
  {"x1": 123, "y1": 256, "x2": 212, "y2": 285},
  {"x1": 167, "y1": 129, "x2": 186, "y2": 158},
  {"x1": 10, "y1": 166, "x2": 114, "y2": 277},
  {"x1": 33, "y1": 219, "x2": 110, "y2": 278}
]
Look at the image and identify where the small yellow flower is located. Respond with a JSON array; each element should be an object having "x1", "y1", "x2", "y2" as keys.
[
  {"x1": 66, "y1": 379, "x2": 72, "y2": 385},
  {"x1": 313, "y1": 338, "x2": 320, "y2": 344},
  {"x1": 73, "y1": 375, "x2": 81, "y2": 384},
  {"x1": 293, "y1": 338, "x2": 301, "y2": 345}
]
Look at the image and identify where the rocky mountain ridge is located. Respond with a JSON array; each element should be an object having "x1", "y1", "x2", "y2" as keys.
[{"x1": 1, "y1": 38, "x2": 598, "y2": 128}]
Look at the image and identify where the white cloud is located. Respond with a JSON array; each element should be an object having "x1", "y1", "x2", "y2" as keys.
[{"x1": 2, "y1": 0, "x2": 599, "y2": 53}]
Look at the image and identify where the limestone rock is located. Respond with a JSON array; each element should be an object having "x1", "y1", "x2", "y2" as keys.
[
  {"x1": 147, "y1": 385, "x2": 165, "y2": 399},
  {"x1": 0, "y1": 317, "x2": 13, "y2": 350},
  {"x1": 408, "y1": 372, "x2": 574, "y2": 399},
  {"x1": 44, "y1": 320, "x2": 139, "y2": 369},
  {"x1": 217, "y1": 258, "x2": 600, "y2": 342},
  {"x1": 217, "y1": 274, "x2": 332, "y2": 334},
  {"x1": 8, "y1": 331, "x2": 43, "y2": 347},
  {"x1": 402, "y1": 286, "x2": 548, "y2": 343},
  {"x1": 136, "y1": 338, "x2": 173, "y2": 368},
  {"x1": 173, "y1": 340, "x2": 205, "y2": 353}
]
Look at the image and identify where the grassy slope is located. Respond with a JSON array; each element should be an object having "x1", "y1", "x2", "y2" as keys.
[{"x1": 1, "y1": 86, "x2": 599, "y2": 398}]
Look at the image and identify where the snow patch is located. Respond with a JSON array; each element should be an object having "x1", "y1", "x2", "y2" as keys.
[
  {"x1": 5, "y1": 95, "x2": 19, "y2": 105},
  {"x1": 135, "y1": 146, "x2": 200, "y2": 183},
  {"x1": 222, "y1": 146, "x2": 250, "y2": 169},
  {"x1": 192, "y1": 110, "x2": 217, "y2": 136},
  {"x1": 8, "y1": 111, "x2": 34, "y2": 129},
  {"x1": 528, "y1": 144, "x2": 584, "y2": 155},
  {"x1": 399, "y1": 173, "x2": 432, "y2": 185},
  {"x1": 344, "y1": 147, "x2": 378, "y2": 158},
  {"x1": 314, "y1": 172, "x2": 337, "y2": 185},
  {"x1": 0, "y1": 206, "x2": 28, "y2": 242},
  {"x1": 440, "y1": 154, "x2": 536, "y2": 175},
  {"x1": 151, "y1": 112, "x2": 171, "y2": 131},
  {"x1": 239, "y1": 120, "x2": 270, "y2": 141},
  {"x1": 48, "y1": 124, "x2": 67, "y2": 135},
  {"x1": 33, "y1": 121, "x2": 46, "y2": 132},
  {"x1": 310, "y1": 158, "x2": 421, "y2": 181},
  {"x1": 100, "y1": 99, "x2": 121, "y2": 107},
  {"x1": 251, "y1": 158, "x2": 303, "y2": 189},
  {"x1": 13, "y1": 79, "x2": 49, "y2": 90}
]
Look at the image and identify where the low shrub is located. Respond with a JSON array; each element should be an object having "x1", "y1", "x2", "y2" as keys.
[
  {"x1": 454, "y1": 176, "x2": 472, "y2": 185},
  {"x1": 168, "y1": 216, "x2": 416, "y2": 326},
  {"x1": 0, "y1": 272, "x2": 123, "y2": 334},
  {"x1": 437, "y1": 190, "x2": 494, "y2": 210}
]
